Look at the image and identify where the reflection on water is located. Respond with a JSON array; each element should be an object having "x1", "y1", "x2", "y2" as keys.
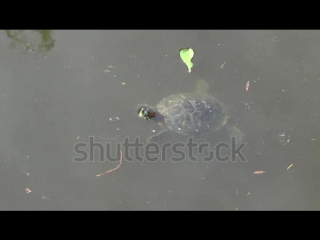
[{"x1": 5, "y1": 30, "x2": 55, "y2": 53}]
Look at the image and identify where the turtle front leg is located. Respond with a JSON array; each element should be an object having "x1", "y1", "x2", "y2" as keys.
[{"x1": 147, "y1": 129, "x2": 169, "y2": 143}]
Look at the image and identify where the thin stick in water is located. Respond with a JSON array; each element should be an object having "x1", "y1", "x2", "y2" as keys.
[{"x1": 96, "y1": 149, "x2": 123, "y2": 177}]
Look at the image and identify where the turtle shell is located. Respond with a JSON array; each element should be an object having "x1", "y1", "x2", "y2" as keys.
[{"x1": 157, "y1": 93, "x2": 228, "y2": 135}]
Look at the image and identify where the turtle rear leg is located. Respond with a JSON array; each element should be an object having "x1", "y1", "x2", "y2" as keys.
[
  {"x1": 205, "y1": 126, "x2": 244, "y2": 146},
  {"x1": 222, "y1": 126, "x2": 244, "y2": 144}
]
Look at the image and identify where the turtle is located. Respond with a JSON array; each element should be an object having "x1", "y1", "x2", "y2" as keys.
[{"x1": 137, "y1": 79, "x2": 243, "y2": 143}]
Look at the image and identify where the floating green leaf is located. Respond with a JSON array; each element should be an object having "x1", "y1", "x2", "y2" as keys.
[{"x1": 180, "y1": 48, "x2": 194, "y2": 73}]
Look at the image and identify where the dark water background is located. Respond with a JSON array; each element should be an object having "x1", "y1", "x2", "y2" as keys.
[{"x1": 0, "y1": 30, "x2": 319, "y2": 210}]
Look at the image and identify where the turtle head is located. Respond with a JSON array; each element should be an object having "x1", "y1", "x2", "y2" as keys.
[{"x1": 137, "y1": 105, "x2": 157, "y2": 120}]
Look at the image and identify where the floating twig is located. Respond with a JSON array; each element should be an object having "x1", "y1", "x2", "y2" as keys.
[
  {"x1": 221, "y1": 61, "x2": 226, "y2": 69},
  {"x1": 246, "y1": 81, "x2": 250, "y2": 92},
  {"x1": 96, "y1": 149, "x2": 123, "y2": 177},
  {"x1": 253, "y1": 170, "x2": 266, "y2": 175}
]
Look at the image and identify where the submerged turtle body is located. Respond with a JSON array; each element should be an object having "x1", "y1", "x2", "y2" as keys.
[
  {"x1": 157, "y1": 93, "x2": 228, "y2": 135},
  {"x1": 138, "y1": 80, "x2": 243, "y2": 143}
]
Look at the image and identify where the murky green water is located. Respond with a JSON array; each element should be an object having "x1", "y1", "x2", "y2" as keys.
[{"x1": 0, "y1": 30, "x2": 319, "y2": 210}]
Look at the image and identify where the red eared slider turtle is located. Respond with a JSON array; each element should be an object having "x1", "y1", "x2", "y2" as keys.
[{"x1": 138, "y1": 80, "x2": 243, "y2": 143}]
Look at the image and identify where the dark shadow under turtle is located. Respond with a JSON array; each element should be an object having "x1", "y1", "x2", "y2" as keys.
[{"x1": 137, "y1": 80, "x2": 244, "y2": 145}]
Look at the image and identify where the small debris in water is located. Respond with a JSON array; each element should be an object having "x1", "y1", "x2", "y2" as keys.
[
  {"x1": 122, "y1": 82, "x2": 126, "y2": 85},
  {"x1": 221, "y1": 61, "x2": 226, "y2": 69},
  {"x1": 25, "y1": 188, "x2": 32, "y2": 194},
  {"x1": 246, "y1": 81, "x2": 250, "y2": 92},
  {"x1": 279, "y1": 132, "x2": 286, "y2": 137},
  {"x1": 253, "y1": 171, "x2": 266, "y2": 175},
  {"x1": 109, "y1": 118, "x2": 117, "y2": 122},
  {"x1": 287, "y1": 164, "x2": 293, "y2": 170}
]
